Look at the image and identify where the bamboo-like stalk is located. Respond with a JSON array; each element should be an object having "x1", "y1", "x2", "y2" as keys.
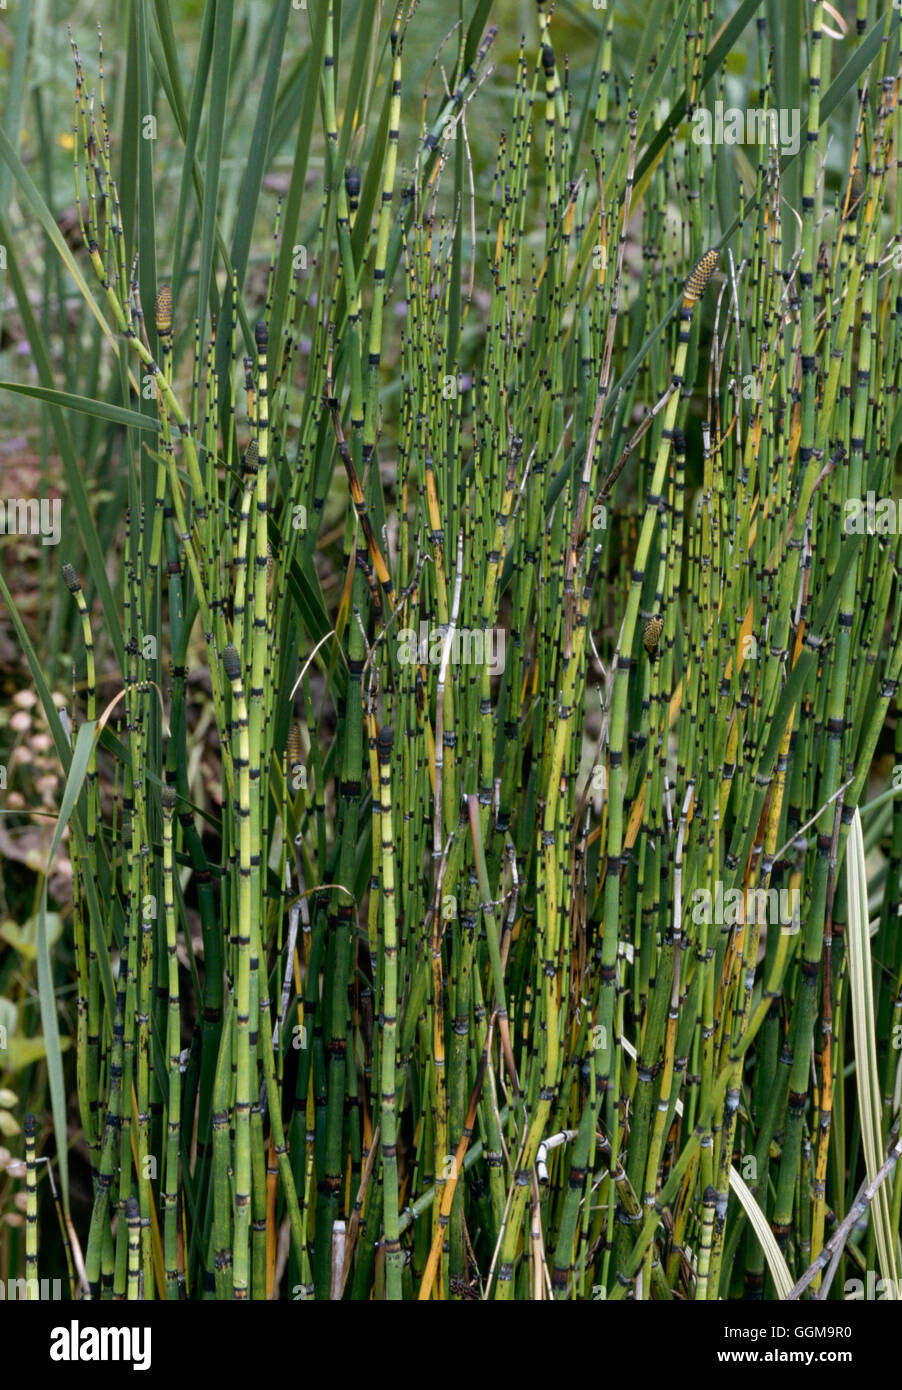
[
  {"x1": 126, "y1": 1194, "x2": 141, "y2": 1301},
  {"x1": 222, "y1": 643, "x2": 253, "y2": 1298},
  {"x1": 160, "y1": 784, "x2": 181, "y2": 1299},
  {"x1": 24, "y1": 1113, "x2": 38, "y2": 1298},
  {"x1": 374, "y1": 724, "x2": 403, "y2": 1299}
]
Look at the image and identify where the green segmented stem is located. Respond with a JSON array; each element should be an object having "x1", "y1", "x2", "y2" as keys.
[
  {"x1": 126, "y1": 1195, "x2": 141, "y2": 1301},
  {"x1": 223, "y1": 644, "x2": 253, "y2": 1298},
  {"x1": 374, "y1": 724, "x2": 403, "y2": 1299},
  {"x1": 24, "y1": 1113, "x2": 38, "y2": 1298},
  {"x1": 160, "y1": 785, "x2": 181, "y2": 1298},
  {"x1": 62, "y1": 563, "x2": 100, "y2": 1177},
  {"x1": 602, "y1": 257, "x2": 716, "y2": 1156},
  {"x1": 209, "y1": 996, "x2": 234, "y2": 1299}
]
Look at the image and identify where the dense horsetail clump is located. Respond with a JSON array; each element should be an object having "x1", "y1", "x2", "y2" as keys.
[{"x1": 2, "y1": 0, "x2": 902, "y2": 1305}]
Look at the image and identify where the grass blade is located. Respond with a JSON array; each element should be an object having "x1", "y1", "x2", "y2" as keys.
[{"x1": 846, "y1": 806, "x2": 899, "y2": 1295}]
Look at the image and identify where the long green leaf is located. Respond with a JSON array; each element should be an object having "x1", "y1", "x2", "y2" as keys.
[
  {"x1": 0, "y1": 212, "x2": 125, "y2": 670},
  {"x1": 847, "y1": 806, "x2": 899, "y2": 1295},
  {"x1": 197, "y1": 0, "x2": 234, "y2": 352},
  {"x1": 0, "y1": 382, "x2": 161, "y2": 433}
]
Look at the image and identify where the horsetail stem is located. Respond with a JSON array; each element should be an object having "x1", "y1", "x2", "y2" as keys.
[{"x1": 24, "y1": 1114, "x2": 38, "y2": 1298}]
